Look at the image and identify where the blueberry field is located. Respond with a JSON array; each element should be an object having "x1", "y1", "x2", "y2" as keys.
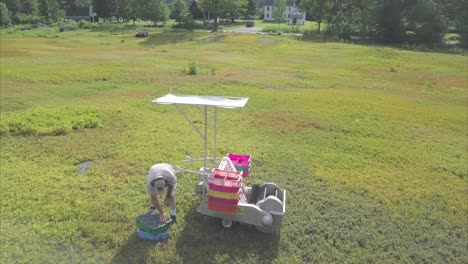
[{"x1": 0, "y1": 24, "x2": 467, "y2": 263}]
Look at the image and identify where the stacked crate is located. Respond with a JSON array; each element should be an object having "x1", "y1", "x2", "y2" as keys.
[
  {"x1": 228, "y1": 153, "x2": 251, "y2": 177},
  {"x1": 207, "y1": 169, "x2": 243, "y2": 213}
]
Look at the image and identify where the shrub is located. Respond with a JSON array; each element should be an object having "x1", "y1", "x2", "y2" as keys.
[
  {"x1": 78, "y1": 20, "x2": 97, "y2": 29},
  {"x1": 261, "y1": 26, "x2": 280, "y2": 33},
  {"x1": 185, "y1": 59, "x2": 199, "y2": 75},
  {"x1": 0, "y1": 107, "x2": 102, "y2": 137},
  {"x1": 63, "y1": 22, "x2": 78, "y2": 31},
  {"x1": 443, "y1": 33, "x2": 460, "y2": 41},
  {"x1": 302, "y1": 30, "x2": 339, "y2": 42}
]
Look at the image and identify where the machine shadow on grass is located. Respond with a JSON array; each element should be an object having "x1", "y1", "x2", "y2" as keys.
[
  {"x1": 110, "y1": 232, "x2": 156, "y2": 264},
  {"x1": 176, "y1": 207, "x2": 280, "y2": 263}
]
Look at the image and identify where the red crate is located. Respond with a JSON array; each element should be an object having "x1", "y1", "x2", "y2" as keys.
[
  {"x1": 208, "y1": 196, "x2": 239, "y2": 206},
  {"x1": 207, "y1": 201, "x2": 238, "y2": 213}
]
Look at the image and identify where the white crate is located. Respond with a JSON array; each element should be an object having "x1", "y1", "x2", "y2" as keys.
[{"x1": 217, "y1": 156, "x2": 237, "y2": 172}]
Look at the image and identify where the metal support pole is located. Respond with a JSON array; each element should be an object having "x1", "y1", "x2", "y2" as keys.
[
  {"x1": 174, "y1": 105, "x2": 205, "y2": 141},
  {"x1": 213, "y1": 107, "x2": 217, "y2": 167},
  {"x1": 204, "y1": 106, "x2": 208, "y2": 175}
]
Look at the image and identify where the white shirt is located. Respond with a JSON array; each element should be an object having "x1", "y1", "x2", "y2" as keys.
[{"x1": 147, "y1": 163, "x2": 177, "y2": 193}]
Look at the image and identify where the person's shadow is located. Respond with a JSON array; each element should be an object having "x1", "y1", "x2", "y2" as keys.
[
  {"x1": 110, "y1": 232, "x2": 155, "y2": 263},
  {"x1": 175, "y1": 206, "x2": 280, "y2": 264}
]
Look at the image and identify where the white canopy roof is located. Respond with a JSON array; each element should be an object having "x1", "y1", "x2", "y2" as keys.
[{"x1": 152, "y1": 94, "x2": 249, "y2": 108}]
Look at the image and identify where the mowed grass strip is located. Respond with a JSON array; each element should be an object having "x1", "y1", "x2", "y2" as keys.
[{"x1": 0, "y1": 25, "x2": 467, "y2": 263}]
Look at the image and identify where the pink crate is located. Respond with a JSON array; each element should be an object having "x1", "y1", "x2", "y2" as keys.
[
  {"x1": 228, "y1": 153, "x2": 251, "y2": 166},
  {"x1": 208, "y1": 196, "x2": 240, "y2": 206},
  {"x1": 208, "y1": 177, "x2": 241, "y2": 193},
  {"x1": 212, "y1": 169, "x2": 242, "y2": 180},
  {"x1": 233, "y1": 160, "x2": 250, "y2": 167}
]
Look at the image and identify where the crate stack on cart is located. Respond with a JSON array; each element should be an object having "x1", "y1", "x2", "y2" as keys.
[
  {"x1": 207, "y1": 154, "x2": 251, "y2": 213},
  {"x1": 228, "y1": 153, "x2": 251, "y2": 177}
]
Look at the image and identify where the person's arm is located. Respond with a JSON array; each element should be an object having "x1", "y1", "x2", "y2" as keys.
[{"x1": 150, "y1": 192, "x2": 167, "y2": 223}]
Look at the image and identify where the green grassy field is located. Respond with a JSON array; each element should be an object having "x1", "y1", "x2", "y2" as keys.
[{"x1": 1, "y1": 24, "x2": 467, "y2": 263}]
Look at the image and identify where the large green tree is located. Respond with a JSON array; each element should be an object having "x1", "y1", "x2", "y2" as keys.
[
  {"x1": 199, "y1": 0, "x2": 246, "y2": 31},
  {"x1": 0, "y1": 2, "x2": 11, "y2": 26},
  {"x1": 171, "y1": 0, "x2": 189, "y2": 25},
  {"x1": 93, "y1": 0, "x2": 111, "y2": 18},
  {"x1": 433, "y1": 0, "x2": 467, "y2": 48},
  {"x1": 246, "y1": 0, "x2": 257, "y2": 18},
  {"x1": 273, "y1": 0, "x2": 286, "y2": 28},
  {"x1": 188, "y1": 0, "x2": 203, "y2": 19},
  {"x1": 3, "y1": 0, "x2": 21, "y2": 14},
  {"x1": 300, "y1": 0, "x2": 327, "y2": 33},
  {"x1": 404, "y1": 0, "x2": 447, "y2": 45},
  {"x1": 374, "y1": 0, "x2": 405, "y2": 44},
  {"x1": 140, "y1": 0, "x2": 168, "y2": 25},
  {"x1": 20, "y1": 0, "x2": 40, "y2": 15},
  {"x1": 354, "y1": 0, "x2": 378, "y2": 37},
  {"x1": 453, "y1": 0, "x2": 468, "y2": 48},
  {"x1": 119, "y1": 0, "x2": 138, "y2": 24},
  {"x1": 198, "y1": 0, "x2": 222, "y2": 31},
  {"x1": 39, "y1": 0, "x2": 63, "y2": 22},
  {"x1": 222, "y1": 0, "x2": 247, "y2": 22}
]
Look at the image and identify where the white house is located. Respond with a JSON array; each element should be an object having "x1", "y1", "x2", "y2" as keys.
[{"x1": 264, "y1": 0, "x2": 306, "y2": 25}]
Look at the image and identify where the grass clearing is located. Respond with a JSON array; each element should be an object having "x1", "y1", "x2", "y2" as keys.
[{"x1": 0, "y1": 25, "x2": 467, "y2": 263}]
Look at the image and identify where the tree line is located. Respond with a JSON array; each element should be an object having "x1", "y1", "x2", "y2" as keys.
[
  {"x1": 299, "y1": 0, "x2": 467, "y2": 47},
  {"x1": 0, "y1": 0, "x2": 256, "y2": 29},
  {"x1": 0, "y1": 0, "x2": 466, "y2": 47}
]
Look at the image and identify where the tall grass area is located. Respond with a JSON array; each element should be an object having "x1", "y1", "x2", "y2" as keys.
[{"x1": 0, "y1": 26, "x2": 467, "y2": 263}]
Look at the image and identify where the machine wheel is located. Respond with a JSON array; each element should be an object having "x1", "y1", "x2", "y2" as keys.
[{"x1": 221, "y1": 219, "x2": 232, "y2": 228}]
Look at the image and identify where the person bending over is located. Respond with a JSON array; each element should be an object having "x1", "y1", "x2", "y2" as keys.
[{"x1": 147, "y1": 163, "x2": 177, "y2": 224}]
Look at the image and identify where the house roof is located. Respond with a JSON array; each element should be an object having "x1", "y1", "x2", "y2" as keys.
[{"x1": 289, "y1": 11, "x2": 304, "y2": 19}]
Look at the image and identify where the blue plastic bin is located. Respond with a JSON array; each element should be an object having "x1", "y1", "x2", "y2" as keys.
[{"x1": 136, "y1": 228, "x2": 169, "y2": 241}]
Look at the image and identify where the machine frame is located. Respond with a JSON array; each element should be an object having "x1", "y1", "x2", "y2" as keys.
[{"x1": 153, "y1": 94, "x2": 286, "y2": 232}]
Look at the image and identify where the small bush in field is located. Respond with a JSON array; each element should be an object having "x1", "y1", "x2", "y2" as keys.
[
  {"x1": 185, "y1": 59, "x2": 199, "y2": 75},
  {"x1": 78, "y1": 20, "x2": 97, "y2": 29}
]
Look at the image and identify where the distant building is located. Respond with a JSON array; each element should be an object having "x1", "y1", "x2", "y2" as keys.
[
  {"x1": 66, "y1": 5, "x2": 97, "y2": 22},
  {"x1": 264, "y1": 0, "x2": 306, "y2": 25}
]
